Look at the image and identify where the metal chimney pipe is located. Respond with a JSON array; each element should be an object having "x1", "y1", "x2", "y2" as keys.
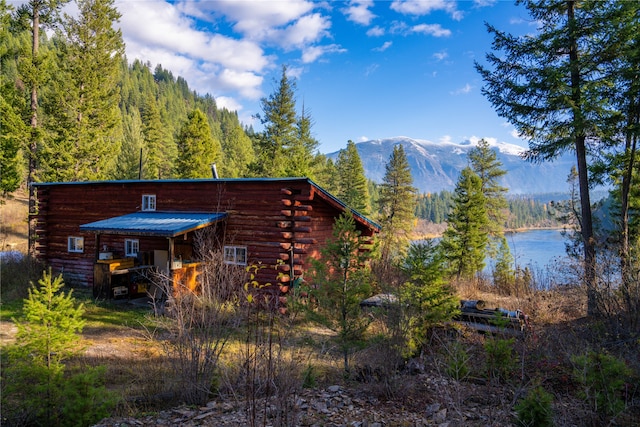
[{"x1": 211, "y1": 163, "x2": 219, "y2": 179}]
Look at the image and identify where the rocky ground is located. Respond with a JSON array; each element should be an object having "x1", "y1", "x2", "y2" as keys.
[{"x1": 93, "y1": 376, "x2": 517, "y2": 427}]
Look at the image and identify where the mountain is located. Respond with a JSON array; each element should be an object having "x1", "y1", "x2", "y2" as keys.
[{"x1": 328, "y1": 137, "x2": 577, "y2": 195}]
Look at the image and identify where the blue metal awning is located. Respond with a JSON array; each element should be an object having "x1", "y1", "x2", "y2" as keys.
[{"x1": 80, "y1": 211, "x2": 227, "y2": 237}]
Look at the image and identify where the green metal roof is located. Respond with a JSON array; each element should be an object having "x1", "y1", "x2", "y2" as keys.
[{"x1": 80, "y1": 211, "x2": 227, "y2": 237}]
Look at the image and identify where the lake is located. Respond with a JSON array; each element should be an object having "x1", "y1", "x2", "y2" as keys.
[{"x1": 497, "y1": 229, "x2": 569, "y2": 270}]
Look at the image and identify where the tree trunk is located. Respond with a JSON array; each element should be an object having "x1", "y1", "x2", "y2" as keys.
[
  {"x1": 28, "y1": 2, "x2": 41, "y2": 257},
  {"x1": 568, "y1": 1, "x2": 597, "y2": 316}
]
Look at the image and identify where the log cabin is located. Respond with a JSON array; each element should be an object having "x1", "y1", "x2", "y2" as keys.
[{"x1": 32, "y1": 178, "x2": 380, "y2": 299}]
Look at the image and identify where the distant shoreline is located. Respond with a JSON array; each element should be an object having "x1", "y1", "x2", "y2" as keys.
[{"x1": 413, "y1": 226, "x2": 571, "y2": 241}]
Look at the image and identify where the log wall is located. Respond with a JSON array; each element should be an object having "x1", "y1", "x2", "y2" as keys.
[{"x1": 34, "y1": 179, "x2": 379, "y2": 288}]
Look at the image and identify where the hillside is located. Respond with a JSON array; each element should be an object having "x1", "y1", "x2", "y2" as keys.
[{"x1": 330, "y1": 136, "x2": 578, "y2": 195}]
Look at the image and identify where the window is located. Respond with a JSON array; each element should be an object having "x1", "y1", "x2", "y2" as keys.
[
  {"x1": 142, "y1": 194, "x2": 156, "y2": 211},
  {"x1": 224, "y1": 246, "x2": 247, "y2": 265},
  {"x1": 125, "y1": 239, "x2": 139, "y2": 257},
  {"x1": 68, "y1": 236, "x2": 84, "y2": 253}
]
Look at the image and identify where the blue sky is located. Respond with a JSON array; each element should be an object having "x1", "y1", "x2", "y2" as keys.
[{"x1": 65, "y1": 1, "x2": 536, "y2": 153}]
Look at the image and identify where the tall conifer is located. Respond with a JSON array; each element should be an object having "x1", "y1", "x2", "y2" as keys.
[
  {"x1": 41, "y1": 0, "x2": 124, "y2": 181},
  {"x1": 440, "y1": 167, "x2": 489, "y2": 280},
  {"x1": 175, "y1": 108, "x2": 221, "y2": 179},
  {"x1": 335, "y1": 140, "x2": 370, "y2": 215},
  {"x1": 377, "y1": 144, "x2": 417, "y2": 262},
  {"x1": 251, "y1": 65, "x2": 297, "y2": 177},
  {"x1": 476, "y1": 0, "x2": 613, "y2": 314}
]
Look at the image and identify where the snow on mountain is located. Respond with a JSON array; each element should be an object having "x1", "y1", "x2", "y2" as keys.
[{"x1": 327, "y1": 136, "x2": 576, "y2": 195}]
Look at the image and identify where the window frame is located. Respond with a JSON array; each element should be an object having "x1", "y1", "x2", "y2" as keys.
[
  {"x1": 141, "y1": 194, "x2": 156, "y2": 211},
  {"x1": 125, "y1": 238, "x2": 140, "y2": 257},
  {"x1": 223, "y1": 245, "x2": 247, "y2": 266},
  {"x1": 68, "y1": 236, "x2": 84, "y2": 253}
]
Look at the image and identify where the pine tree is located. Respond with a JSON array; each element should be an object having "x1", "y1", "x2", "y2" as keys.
[
  {"x1": 311, "y1": 155, "x2": 337, "y2": 193},
  {"x1": 141, "y1": 94, "x2": 164, "y2": 179},
  {"x1": 440, "y1": 167, "x2": 489, "y2": 280},
  {"x1": 17, "y1": 0, "x2": 69, "y2": 254},
  {"x1": 175, "y1": 108, "x2": 221, "y2": 178},
  {"x1": 400, "y1": 240, "x2": 459, "y2": 355},
  {"x1": 335, "y1": 140, "x2": 370, "y2": 214},
  {"x1": 468, "y1": 139, "x2": 508, "y2": 231},
  {"x1": 4, "y1": 269, "x2": 116, "y2": 425},
  {"x1": 219, "y1": 110, "x2": 255, "y2": 178},
  {"x1": 468, "y1": 139, "x2": 510, "y2": 265},
  {"x1": 114, "y1": 108, "x2": 145, "y2": 179},
  {"x1": 377, "y1": 144, "x2": 417, "y2": 263},
  {"x1": 306, "y1": 212, "x2": 373, "y2": 374},
  {"x1": 285, "y1": 102, "x2": 321, "y2": 178},
  {"x1": 0, "y1": 2, "x2": 25, "y2": 194},
  {"x1": 250, "y1": 65, "x2": 298, "y2": 177},
  {"x1": 40, "y1": 0, "x2": 124, "y2": 181},
  {"x1": 475, "y1": 0, "x2": 613, "y2": 315}
]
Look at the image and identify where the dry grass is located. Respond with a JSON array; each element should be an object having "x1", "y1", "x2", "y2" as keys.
[{"x1": 1, "y1": 189, "x2": 29, "y2": 254}]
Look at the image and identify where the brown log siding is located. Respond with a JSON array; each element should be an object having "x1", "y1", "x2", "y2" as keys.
[{"x1": 33, "y1": 179, "x2": 379, "y2": 289}]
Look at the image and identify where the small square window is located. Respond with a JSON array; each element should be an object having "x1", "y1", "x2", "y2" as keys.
[
  {"x1": 68, "y1": 236, "x2": 84, "y2": 253},
  {"x1": 142, "y1": 194, "x2": 156, "y2": 211},
  {"x1": 223, "y1": 246, "x2": 247, "y2": 265},
  {"x1": 125, "y1": 239, "x2": 139, "y2": 257}
]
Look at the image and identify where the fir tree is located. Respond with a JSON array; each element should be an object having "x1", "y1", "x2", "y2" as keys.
[
  {"x1": 400, "y1": 240, "x2": 459, "y2": 355},
  {"x1": 2, "y1": 269, "x2": 115, "y2": 425},
  {"x1": 175, "y1": 108, "x2": 221, "y2": 179},
  {"x1": 0, "y1": 2, "x2": 25, "y2": 194},
  {"x1": 440, "y1": 167, "x2": 489, "y2": 280},
  {"x1": 286, "y1": 102, "x2": 320, "y2": 179},
  {"x1": 476, "y1": 0, "x2": 615, "y2": 314},
  {"x1": 335, "y1": 140, "x2": 370, "y2": 214},
  {"x1": 306, "y1": 212, "x2": 373, "y2": 375},
  {"x1": 41, "y1": 0, "x2": 124, "y2": 181},
  {"x1": 114, "y1": 108, "x2": 145, "y2": 179},
  {"x1": 250, "y1": 65, "x2": 297, "y2": 177},
  {"x1": 219, "y1": 110, "x2": 255, "y2": 178},
  {"x1": 468, "y1": 139, "x2": 508, "y2": 234},
  {"x1": 141, "y1": 94, "x2": 164, "y2": 179},
  {"x1": 377, "y1": 144, "x2": 417, "y2": 263}
]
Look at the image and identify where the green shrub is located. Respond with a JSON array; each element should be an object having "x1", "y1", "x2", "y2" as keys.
[
  {"x1": 515, "y1": 386, "x2": 554, "y2": 427},
  {"x1": 443, "y1": 341, "x2": 470, "y2": 381},
  {"x1": 484, "y1": 336, "x2": 517, "y2": 382},
  {"x1": 572, "y1": 351, "x2": 631, "y2": 416},
  {"x1": 302, "y1": 364, "x2": 318, "y2": 388},
  {"x1": 1, "y1": 269, "x2": 118, "y2": 426}
]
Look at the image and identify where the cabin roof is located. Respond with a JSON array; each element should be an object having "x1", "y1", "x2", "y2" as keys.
[
  {"x1": 34, "y1": 177, "x2": 381, "y2": 232},
  {"x1": 79, "y1": 211, "x2": 227, "y2": 237}
]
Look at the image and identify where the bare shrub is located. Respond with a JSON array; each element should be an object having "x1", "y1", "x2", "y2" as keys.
[
  {"x1": 149, "y1": 229, "x2": 247, "y2": 406},
  {"x1": 240, "y1": 284, "x2": 305, "y2": 427}
]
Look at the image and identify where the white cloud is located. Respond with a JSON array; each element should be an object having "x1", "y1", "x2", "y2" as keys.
[
  {"x1": 473, "y1": 0, "x2": 497, "y2": 8},
  {"x1": 275, "y1": 13, "x2": 332, "y2": 50},
  {"x1": 367, "y1": 26, "x2": 385, "y2": 37},
  {"x1": 215, "y1": 96, "x2": 243, "y2": 112},
  {"x1": 301, "y1": 44, "x2": 346, "y2": 63},
  {"x1": 411, "y1": 23, "x2": 451, "y2": 37},
  {"x1": 343, "y1": 0, "x2": 376, "y2": 26},
  {"x1": 433, "y1": 50, "x2": 448, "y2": 61},
  {"x1": 439, "y1": 135, "x2": 454, "y2": 144},
  {"x1": 365, "y1": 63, "x2": 380, "y2": 77},
  {"x1": 118, "y1": 1, "x2": 268, "y2": 99},
  {"x1": 374, "y1": 41, "x2": 393, "y2": 52},
  {"x1": 183, "y1": 0, "x2": 315, "y2": 40},
  {"x1": 450, "y1": 83, "x2": 473, "y2": 95},
  {"x1": 358, "y1": 136, "x2": 369, "y2": 142},
  {"x1": 511, "y1": 129, "x2": 523, "y2": 139},
  {"x1": 390, "y1": 0, "x2": 463, "y2": 21}
]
